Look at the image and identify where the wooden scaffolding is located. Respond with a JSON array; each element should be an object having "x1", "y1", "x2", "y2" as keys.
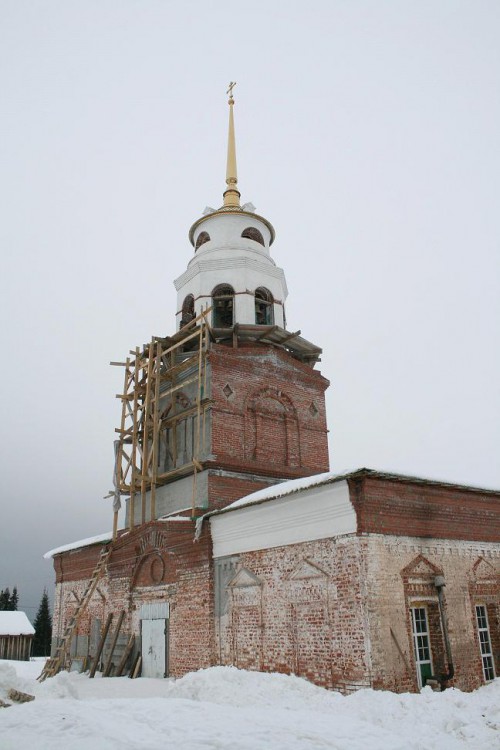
[{"x1": 111, "y1": 308, "x2": 212, "y2": 537}]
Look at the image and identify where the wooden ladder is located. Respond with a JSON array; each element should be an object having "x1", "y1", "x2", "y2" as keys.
[{"x1": 38, "y1": 544, "x2": 112, "y2": 681}]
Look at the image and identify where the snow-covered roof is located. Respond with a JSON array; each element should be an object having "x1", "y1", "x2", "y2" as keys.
[
  {"x1": 211, "y1": 467, "x2": 500, "y2": 517},
  {"x1": 0, "y1": 611, "x2": 35, "y2": 636},
  {"x1": 43, "y1": 531, "x2": 113, "y2": 560},
  {"x1": 225, "y1": 471, "x2": 338, "y2": 511},
  {"x1": 158, "y1": 515, "x2": 192, "y2": 522},
  {"x1": 158, "y1": 507, "x2": 195, "y2": 522}
]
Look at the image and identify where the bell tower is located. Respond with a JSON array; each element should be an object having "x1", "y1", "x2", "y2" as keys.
[
  {"x1": 175, "y1": 85, "x2": 287, "y2": 331},
  {"x1": 117, "y1": 86, "x2": 330, "y2": 529}
]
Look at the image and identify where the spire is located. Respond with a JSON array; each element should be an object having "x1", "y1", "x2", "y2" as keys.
[{"x1": 223, "y1": 82, "x2": 241, "y2": 208}]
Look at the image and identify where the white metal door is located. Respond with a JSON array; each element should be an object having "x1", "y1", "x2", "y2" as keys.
[{"x1": 141, "y1": 618, "x2": 166, "y2": 678}]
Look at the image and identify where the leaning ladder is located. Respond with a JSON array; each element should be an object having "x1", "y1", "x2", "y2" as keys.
[{"x1": 38, "y1": 545, "x2": 112, "y2": 682}]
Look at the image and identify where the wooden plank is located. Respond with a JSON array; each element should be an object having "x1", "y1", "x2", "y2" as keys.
[
  {"x1": 155, "y1": 461, "x2": 200, "y2": 482},
  {"x1": 129, "y1": 653, "x2": 142, "y2": 679},
  {"x1": 140, "y1": 341, "x2": 155, "y2": 525},
  {"x1": 159, "y1": 399, "x2": 210, "y2": 428},
  {"x1": 159, "y1": 353, "x2": 199, "y2": 381},
  {"x1": 150, "y1": 341, "x2": 162, "y2": 521},
  {"x1": 115, "y1": 635, "x2": 135, "y2": 677},
  {"x1": 89, "y1": 612, "x2": 113, "y2": 678},
  {"x1": 254, "y1": 324, "x2": 278, "y2": 342},
  {"x1": 103, "y1": 611, "x2": 125, "y2": 677},
  {"x1": 279, "y1": 329, "x2": 301, "y2": 344}
]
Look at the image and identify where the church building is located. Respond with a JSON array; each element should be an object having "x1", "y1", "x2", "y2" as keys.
[{"x1": 45, "y1": 88, "x2": 500, "y2": 693}]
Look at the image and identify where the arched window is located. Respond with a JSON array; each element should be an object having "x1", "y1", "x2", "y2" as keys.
[
  {"x1": 212, "y1": 284, "x2": 234, "y2": 328},
  {"x1": 195, "y1": 231, "x2": 210, "y2": 250},
  {"x1": 255, "y1": 287, "x2": 274, "y2": 325},
  {"x1": 180, "y1": 294, "x2": 195, "y2": 328},
  {"x1": 241, "y1": 227, "x2": 265, "y2": 246}
]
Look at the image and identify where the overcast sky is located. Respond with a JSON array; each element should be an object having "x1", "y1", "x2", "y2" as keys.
[{"x1": 1, "y1": 1, "x2": 499, "y2": 619}]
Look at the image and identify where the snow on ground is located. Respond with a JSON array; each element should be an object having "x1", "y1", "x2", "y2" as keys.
[{"x1": 0, "y1": 660, "x2": 499, "y2": 749}]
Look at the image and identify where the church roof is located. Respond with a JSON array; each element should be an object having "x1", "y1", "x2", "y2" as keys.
[
  {"x1": 43, "y1": 531, "x2": 113, "y2": 559},
  {"x1": 209, "y1": 467, "x2": 500, "y2": 517}
]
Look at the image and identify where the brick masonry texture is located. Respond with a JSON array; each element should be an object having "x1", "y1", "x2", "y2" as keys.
[
  {"x1": 208, "y1": 344, "x2": 330, "y2": 483},
  {"x1": 215, "y1": 532, "x2": 500, "y2": 693},
  {"x1": 215, "y1": 537, "x2": 372, "y2": 693},
  {"x1": 53, "y1": 521, "x2": 215, "y2": 678},
  {"x1": 349, "y1": 476, "x2": 500, "y2": 542}
]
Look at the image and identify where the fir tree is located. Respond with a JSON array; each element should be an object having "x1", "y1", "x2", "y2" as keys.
[
  {"x1": 0, "y1": 588, "x2": 10, "y2": 610},
  {"x1": 9, "y1": 586, "x2": 18, "y2": 611},
  {"x1": 33, "y1": 589, "x2": 52, "y2": 657}
]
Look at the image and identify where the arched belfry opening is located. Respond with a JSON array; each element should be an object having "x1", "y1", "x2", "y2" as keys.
[
  {"x1": 212, "y1": 284, "x2": 234, "y2": 328},
  {"x1": 180, "y1": 294, "x2": 195, "y2": 328},
  {"x1": 242, "y1": 227, "x2": 265, "y2": 246},
  {"x1": 195, "y1": 231, "x2": 210, "y2": 250},
  {"x1": 255, "y1": 287, "x2": 274, "y2": 325}
]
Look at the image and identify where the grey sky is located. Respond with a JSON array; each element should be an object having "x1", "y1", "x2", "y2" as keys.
[{"x1": 1, "y1": 1, "x2": 499, "y2": 619}]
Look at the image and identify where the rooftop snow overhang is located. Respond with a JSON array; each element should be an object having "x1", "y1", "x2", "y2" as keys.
[{"x1": 205, "y1": 467, "x2": 500, "y2": 520}]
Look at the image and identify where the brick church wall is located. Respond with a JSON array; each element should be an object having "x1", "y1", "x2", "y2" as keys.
[
  {"x1": 362, "y1": 535, "x2": 500, "y2": 692},
  {"x1": 214, "y1": 532, "x2": 500, "y2": 694},
  {"x1": 208, "y1": 345, "x2": 330, "y2": 484},
  {"x1": 215, "y1": 536, "x2": 372, "y2": 693},
  {"x1": 212, "y1": 475, "x2": 500, "y2": 694},
  {"x1": 52, "y1": 520, "x2": 215, "y2": 677},
  {"x1": 350, "y1": 476, "x2": 500, "y2": 542}
]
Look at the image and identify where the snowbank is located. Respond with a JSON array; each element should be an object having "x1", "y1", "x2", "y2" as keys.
[{"x1": 0, "y1": 661, "x2": 499, "y2": 749}]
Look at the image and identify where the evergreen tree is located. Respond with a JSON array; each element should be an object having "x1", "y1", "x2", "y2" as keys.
[
  {"x1": 9, "y1": 586, "x2": 18, "y2": 611},
  {"x1": 0, "y1": 588, "x2": 10, "y2": 610},
  {"x1": 33, "y1": 589, "x2": 52, "y2": 657}
]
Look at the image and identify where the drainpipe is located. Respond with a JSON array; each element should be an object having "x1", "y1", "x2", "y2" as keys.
[{"x1": 434, "y1": 575, "x2": 455, "y2": 687}]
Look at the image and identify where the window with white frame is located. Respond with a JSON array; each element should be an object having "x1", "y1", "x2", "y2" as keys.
[
  {"x1": 411, "y1": 606, "x2": 434, "y2": 688},
  {"x1": 475, "y1": 604, "x2": 496, "y2": 682}
]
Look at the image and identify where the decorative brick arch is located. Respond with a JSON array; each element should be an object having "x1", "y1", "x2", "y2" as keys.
[
  {"x1": 400, "y1": 554, "x2": 446, "y2": 688},
  {"x1": 244, "y1": 387, "x2": 300, "y2": 467},
  {"x1": 129, "y1": 529, "x2": 174, "y2": 590},
  {"x1": 469, "y1": 557, "x2": 500, "y2": 680},
  {"x1": 471, "y1": 557, "x2": 498, "y2": 583}
]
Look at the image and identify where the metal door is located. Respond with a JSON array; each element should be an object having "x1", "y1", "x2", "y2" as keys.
[{"x1": 141, "y1": 618, "x2": 167, "y2": 678}]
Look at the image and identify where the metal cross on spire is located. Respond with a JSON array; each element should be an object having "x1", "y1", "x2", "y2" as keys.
[{"x1": 227, "y1": 81, "x2": 236, "y2": 101}]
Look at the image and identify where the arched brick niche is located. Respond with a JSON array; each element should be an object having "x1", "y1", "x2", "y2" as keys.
[{"x1": 244, "y1": 387, "x2": 300, "y2": 467}]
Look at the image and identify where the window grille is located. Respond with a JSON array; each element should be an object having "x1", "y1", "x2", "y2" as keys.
[{"x1": 475, "y1": 605, "x2": 496, "y2": 682}]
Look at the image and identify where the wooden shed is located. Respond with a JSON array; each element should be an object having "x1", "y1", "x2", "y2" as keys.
[{"x1": 0, "y1": 611, "x2": 35, "y2": 661}]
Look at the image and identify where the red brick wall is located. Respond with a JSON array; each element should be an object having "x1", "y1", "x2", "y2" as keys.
[
  {"x1": 208, "y1": 345, "x2": 330, "y2": 483},
  {"x1": 214, "y1": 532, "x2": 500, "y2": 694},
  {"x1": 52, "y1": 521, "x2": 215, "y2": 678},
  {"x1": 349, "y1": 476, "x2": 500, "y2": 542},
  {"x1": 363, "y1": 535, "x2": 500, "y2": 692},
  {"x1": 215, "y1": 537, "x2": 372, "y2": 692},
  {"x1": 208, "y1": 474, "x2": 272, "y2": 511}
]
